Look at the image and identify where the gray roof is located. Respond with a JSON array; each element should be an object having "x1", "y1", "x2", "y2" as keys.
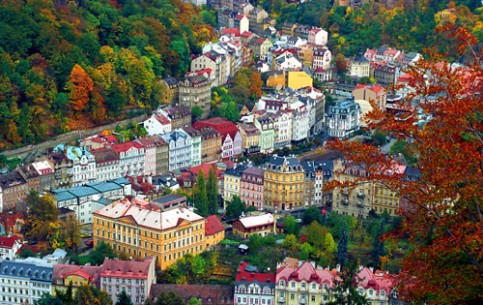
[
  {"x1": 152, "y1": 194, "x2": 186, "y2": 205},
  {"x1": 0, "y1": 258, "x2": 53, "y2": 282},
  {"x1": 225, "y1": 163, "x2": 249, "y2": 177},
  {"x1": 109, "y1": 177, "x2": 131, "y2": 186}
]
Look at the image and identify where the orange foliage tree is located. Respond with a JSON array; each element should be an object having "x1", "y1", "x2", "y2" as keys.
[
  {"x1": 67, "y1": 64, "x2": 94, "y2": 112},
  {"x1": 327, "y1": 26, "x2": 482, "y2": 304}
]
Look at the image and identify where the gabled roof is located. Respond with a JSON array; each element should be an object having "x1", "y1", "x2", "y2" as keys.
[
  {"x1": 193, "y1": 117, "x2": 239, "y2": 142},
  {"x1": 276, "y1": 260, "x2": 336, "y2": 285},
  {"x1": 90, "y1": 147, "x2": 120, "y2": 164},
  {"x1": 205, "y1": 215, "x2": 224, "y2": 236},
  {"x1": 111, "y1": 141, "x2": 144, "y2": 154},
  {"x1": 356, "y1": 267, "x2": 395, "y2": 294},
  {"x1": 101, "y1": 257, "x2": 154, "y2": 279},
  {"x1": 236, "y1": 213, "x2": 274, "y2": 229},
  {"x1": 235, "y1": 261, "x2": 275, "y2": 284},
  {"x1": 53, "y1": 264, "x2": 102, "y2": 284},
  {"x1": 0, "y1": 236, "x2": 21, "y2": 248}
]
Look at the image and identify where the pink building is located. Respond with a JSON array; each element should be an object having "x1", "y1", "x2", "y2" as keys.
[
  {"x1": 136, "y1": 137, "x2": 157, "y2": 176},
  {"x1": 240, "y1": 167, "x2": 264, "y2": 210}
]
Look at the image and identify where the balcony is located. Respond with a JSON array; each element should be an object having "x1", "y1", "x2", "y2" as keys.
[
  {"x1": 357, "y1": 201, "x2": 365, "y2": 208},
  {"x1": 299, "y1": 297, "x2": 308, "y2": 304},
  {"x1": 342, "y1": 188, "x2": 349, "y2": 195},
  {"x1": 341, "y1": 198, "x2": 349, "y2": 205},
  {"x1": 278, "y1": 297, "x2": 285, "y2": 303},
  {"x1": 357, "y1": 191, "x2": 365, "y2": 199}
]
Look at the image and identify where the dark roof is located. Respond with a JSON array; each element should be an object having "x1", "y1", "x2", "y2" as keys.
[
  {"x1": 268, "y1": 156, "x2": 300, "y2": 166},
  {"x1": 225, "y1": 163, "x2": 249, "y2": 177},
  {"x1": 0, "y1": 259, "x2": 53, "y2": 282},
  {"x1": 150, "y1": 284, "x2": 233, "y2": 305},
  {"x1": 0, "y1": 171, "x2": 26, "y2": 189},
  {"x1": 152, "y1": 194, "x2": 186, "y2": 205}
]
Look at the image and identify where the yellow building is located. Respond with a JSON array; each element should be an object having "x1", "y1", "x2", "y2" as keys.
[
  {"x1": 275, "y1": 258, "x2": 337, "y2": 305},
  {"x1": 237, "y1": 122, "x2": 261, "y2": 154},
  {"x1": 198, "y1": 126, "x2": 222, "y2": 163},
  {"x1": 223, "y1": 164, "x2": 248, "y2": 207},
  {"x1": 287, "y1": 71, "x2": 313, "y2": 90},
  {"x1": 92, "y1": 197, "x2": 212, "y2": 270},
  {"x1": 332, "y1": 159, "x2": 401, "y2": 218},
  {"x1": 52, "y1": 265, "x2": 101, "y2": 295},
  {"x1": 205, "y1": 215, "x2": 225, "y2": 251},
  {"x1": 264, "y1": 156, "x2": 305, "y2": 211}
]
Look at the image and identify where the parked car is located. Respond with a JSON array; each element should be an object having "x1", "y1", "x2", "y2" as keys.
[{"x1": 85, "y1": 240, "x2": 94, "y2": 247}]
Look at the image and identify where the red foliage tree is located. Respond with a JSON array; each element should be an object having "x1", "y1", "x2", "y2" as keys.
[
  {"x1": 67, "y1": 64, "x2": 94, "y2": 112},
  {"x1": 327, "y1": 26, "x2": 482, "y2": 304}
]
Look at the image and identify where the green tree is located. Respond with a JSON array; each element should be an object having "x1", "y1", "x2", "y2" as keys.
[
  {"x1": 187, "y1": 297, "x2": 202, "y2": 305},
  {"x1": 25, "y1": 191, "x2": 60, "y2": 242},
  {"x1": 328, "y1": 261, "x2": 369, "y2": 305},
  {"x1": 190, "y1": 255, "x2": 206, "y2": 282},
  {"x1": 300, "y1": 242, "x2": 314, "y2": 260},
  {"x1": 194, "y1": 170, "x2": 208, "y2": 216},
  {"x1": 283, "y1": 216, "x2": 298, "y2": 235},
  {"x1": 89, "y1": 241, "x2": 115, "y2": 266},
  {"x1": 75, "y1": 285, "x2": 113, "y2": 305},
  {"x1": 191, "y1": 106, "x2": 203, "y2": 120},
  {"x1": 282, "y1": 234, "x2": 299, "y2": 250},
  {"x1": 206, "y1": 167, "x2": 219, "y2": 215},
  {"x1": 323, "y1": 232, "x2": 337, "y2": 254},
  {"x1": 303, "y1": 207, "x2": 322, "y2": 225},
  {"x1": 337, "y1": 224, "x2": 349, "y2": 269},
  {"x1": 34, "y1": 293, "x2": 64, "y2": 305},
  {"x1": 225, "y1": 195, "x2": 246, "y2": 219},
  {"x1": 56, "y1": 282, "x2": 75, "y2": 305},
  {"x1": 370, "y1": 220, "x2": 386, "y2": 269},
  {"x1": 116, "y1": 290, "x2": 133, "y2": 305},
  {"x1": 305, "y1": 221, "x2": 326, "y2": 250},
  {"x1": 154, "y1": 292, "x2": 186, "y2": 305}
]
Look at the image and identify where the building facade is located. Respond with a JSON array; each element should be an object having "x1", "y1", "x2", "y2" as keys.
[
  {"x1": 182, "y1": 127, "x2": 202, "y2": 167},
  {"x1": 91, "y1": 148, "x2": 121, "y2": 182},
  {"x1": 0, "y1": 172, "x2": 28, "y2": 212},
  {"x1": 92, "y1": 197, "x2": 211, "y2": 270},
  {"x1": 223, "y1": 164, "x2": 248, "y2": 206},
  {"x1": 111, "y1": 142, "x2": 146, "y2": 177},
  {"x1": 326, "y1": 99, "x2": 361, "y2": 139},
  {"x1": 254, "y1": 116, "x2": 275, "y2": 153},
  {"x1": 161, "y1": 129, "x2": 193, "y2": 173},
  {"x1": 237, "y1": 122, "x2": 261, "y2": 154},
  {"x1": 264, "y1": 156, "x2": 305, "y2": 211},
  {"x1": 199, "y1": 127, "x2": 223, "y2": 163},
  {"x1": 234, "y1": 261, "x2": 275, "y2": 305},
  {"x1": 179, "y1": 73, "x2": 212, "y2": 119},
  {"x1": 240, "y1": 167, "x2": 264, "y2": 210}
]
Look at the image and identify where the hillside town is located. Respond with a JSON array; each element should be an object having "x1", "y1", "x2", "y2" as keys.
[{"x1": 0, "y1": 0, "x2": 481, "y2": 305}]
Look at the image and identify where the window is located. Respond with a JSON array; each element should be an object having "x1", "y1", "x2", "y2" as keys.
[
  {"x1": 311, "y1": 296, "x2": 315, "y2": 302},
  {"x1": 290, "y1": 294, "x2": 294, "y2": 300}
]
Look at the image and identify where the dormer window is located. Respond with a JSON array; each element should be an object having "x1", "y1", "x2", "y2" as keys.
[{"x1": 279, "y1": 280, "x2": 285, "y2": 287}]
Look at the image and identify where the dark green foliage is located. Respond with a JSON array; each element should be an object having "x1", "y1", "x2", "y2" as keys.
[
  {"x1": 370, "y1": 220, "x2": 386, "y2": 269},
  {"x1": 206, "y1": 168, "x2": 219, "y2": 215},
  {"x1": 303, "y1": 206, "x2": 322, "y2": 225},
  {"x1": 390, "y1": 140, "x2": 417, "y2": 164},
  {"x1": 283, "y1": 216, "x2": 298, "y2": 235},
  {"x1": 56, "y1": 282, "x2": 75, "y2": 305},
  {"x1": 194, "y1": 169, "x2": 208, "y2": 217},
  {"x1": 89, "y1": 241, "x2": 115, "y2": 266},
  {"x1": 153, "y1": 292, "x2": 186, "y2": 305},
  {"x1": 75, "y1": 284, "x2": 113, "y2": 305},
  {"x1": 191, "y1": 106, "x2": 203, "y2": 120},
  {"x1": 337, "y1": 224, "x2": 349, "y2": 269},
  {"x1": 225, "y1": 195, "x2": 246, "y2": 220},
  {"x1": 34, "y1": 294, "x2": 64, "y2": 305},
  {"x1": 116, "y1": 290, "x2": 134, "y2": 305},
  {"x1": 328, "y1": 261, "x2": 369, "y2": 305}
]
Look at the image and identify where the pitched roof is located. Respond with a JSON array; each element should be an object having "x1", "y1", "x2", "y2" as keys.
[
  {"x1": 356, "y1": 267, "x2": 395, "y2": 294},
  {"x1": 276, "y1": 260, "x2": 336, "y2": 285},
  {"x1": 193, "y1": 118, "x2": 239, "y2": 141},
  {"x1": 237, "y1": 213, "x2": 274, "y2": 229},
  {"x1": 90, "y1": 147, "x2": 120, "y2": 164},
  {"x1": 0, "y1": 235, "x2": 20, "y2": 248},
  {"x1": 205, "y1": 215, "x2": 225, "y2": 236},
  {"x1": 100, "y1": 257, "x2": 154, "y2": 279},
  {"x1": 111, "y1": 141, "x2": 144, "y2": 154},
  {"x1": 150, "y1": 284, "x2": 233, "y2": 305},
  {"x1": 93, "y1": 198, "x2": 204, "y2": 231},
  {"x1": 235, "y1": 261, "x2": 275, "y2": 284},
  {"x1": 53, "y1": 264, "x2": 102, "y2": 284}
]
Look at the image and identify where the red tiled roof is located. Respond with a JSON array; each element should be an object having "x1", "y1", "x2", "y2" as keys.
[
  {"x1": 235, "y1": 261, "x2": 275, "y2": 283},
  {"x1": 241, "y1": 31, "x2": 254, "y2": 37},
  {"x1": 193, "y1": 118, "x2": 239, "y2": 142},
  {"x1": 0, "y1": 236, "x2": 20, "y2": 248},
  {"x1": 189, "y1": 163, "x2": 222, "y2": 179},
  {"x1": 111, "y1": 141, "x2": 144, "y2": 153},
  {"x1": 222, "y1": 28, "x2": 241, "y2": 37},
  {"x1": 276, "y1": 260, "x2": 337, "y2": 285},
  {"x1": 356, "y1": 267, "x2": 395, "y2": 294},
  {"x1": 100, "y1": 257, "x2": 154, "y2": 279},
  {"x1": 155, "y1": 114, "x2": 171, "y2": 125},
  {"x1": 205, "y1": 215, "x2": 224, "y2": 236},
  {"x1": 53, "y1": 264, "x2": 102, "y2": 285}
]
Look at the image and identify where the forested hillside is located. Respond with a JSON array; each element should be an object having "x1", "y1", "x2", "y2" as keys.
[
  {"x1": 266, "y1": 0, "x2": 481, "y2": 57},
  {"x1": 0, "y1": 0, "x2": 216, "y2": 149}
]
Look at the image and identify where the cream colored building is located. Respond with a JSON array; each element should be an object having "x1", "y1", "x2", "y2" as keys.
[
  {"x1": 331, "y1": 159, "x2": 401, "y2": 218},
  {"x1": 223, "y1": 164, "x2": 248, "y2": 207}
]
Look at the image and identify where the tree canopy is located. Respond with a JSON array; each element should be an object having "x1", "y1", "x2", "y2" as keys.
[{"x1": 327, "y1": 26, "x2": 483, "y2": 304}]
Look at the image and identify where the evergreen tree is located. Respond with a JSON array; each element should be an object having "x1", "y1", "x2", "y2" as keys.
[
  {"x1": 337, "y1": 223, "x2": 349, "y2": 269},
  {"x1": 225, "y1": 195, "x2": 246, "y2": 219},
  {"x1": 328, "y1": 260, "x2": 369, "y2": 305},
  {"x1": 370, "y1": 220, "x2": 386, "y2": 269},
  {"x1": 194, "y1": 169, "x2": 208, "y2": 216},
  {"x1": 115, "y1": 290, "x2": 133, "y2": 305},
  {"x1": 206, "y1": 167, "x2": 219, "y2": 215},
  {"x1": 34, "y1": 294, "x2": 63, "y2": 305}
]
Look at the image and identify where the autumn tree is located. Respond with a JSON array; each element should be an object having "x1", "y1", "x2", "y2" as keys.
[
  {"x1": 24, "y1": 191, "x2": 60, "y2": 242},
  {"x1": 327, "y1": 26, "x2": 483, "y2": 304},
  {"x1": 249, "y1": 71, "x2": 263, "y2": 100},
  {"x1": 67, "y1": 64, "x2": 94, "y2": 112}
]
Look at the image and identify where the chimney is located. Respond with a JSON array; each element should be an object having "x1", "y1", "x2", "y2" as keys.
[
  {"x1": 369, "y1": 267, "x2": 374, "y2": 273},
  {"x1": 336, "y1": 264, "x2": 341, "y2": 272}
]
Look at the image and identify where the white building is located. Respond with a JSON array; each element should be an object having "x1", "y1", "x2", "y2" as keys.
[
  {"x1": 91, "y1": 147, "x2": 121, "y2": 182},
  {"x1": 0, "y1": 236, "x2": 22, "y2": 261},
  {"x1": 272, "y1": 111, "x2": 292, "y2": 149},
  {"x1": 111, "y1": 142, "x2": 145, "y2": 177},
  {"x1": 182, "y1": 127, "x2": 202, "y2": 167},
  {"x1": 313, "y1": 47, "x2": 332, "y2": 70},
  {"x1": 290, "y1": 104, "x2": 310, "y2": 142},
  {"x1": 161, "y1": 129, "x2": 193, "y2": 172},
  {"x1": 308, "y1": 27, "x2": 328, "y2": 46},
  {"x1": 136, "y1": 137, "x2": 157, "y2": 176},
  {"x1": 100, "y1": 257, "x2": 156, "y2": 305},
  {"x1": 326, "y1": 99, "x2": 361, "y2": 139},
  {"x1": 0, "y1": 257, "x2": 53, "y2": 305},
  {"x1": 143, "y1": 113, "x2": 172, "y2": 136},
  {"x1": 234, "y1": 261, "x2": 275, "y2": 305},
  {"x1": 349, "y1": 55, "x2": 371, "y2": 78}
]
